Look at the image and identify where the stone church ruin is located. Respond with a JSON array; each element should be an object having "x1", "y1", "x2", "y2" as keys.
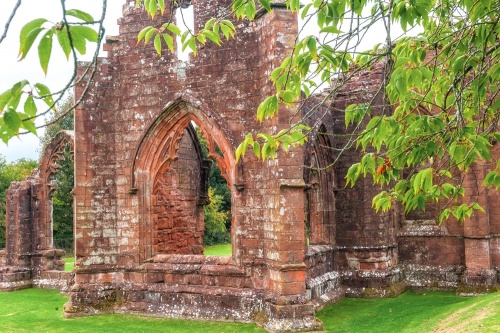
[{"x1": 1, "y1": 1, "x2": 499, "y2": 332}]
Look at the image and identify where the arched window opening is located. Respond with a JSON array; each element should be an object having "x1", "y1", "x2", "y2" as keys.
[
  {"x1": 50, "y1": 144, "x2": 75, "y2": 260},
  {"x1": 38, "y1": 131, "x2": 75, "y2": 272},
  {"x1": 152, "y1": 125, "x2": 205, "y2": 255},
  {"x1": 196, "y1": 127, "x2": 232, "y2": 256},
  {"x1": 150, "y1": 121, "x2": 232, "y2": 256},
  {"x1": 133, "y1": 102, "x2": 237, "y2": 262}
]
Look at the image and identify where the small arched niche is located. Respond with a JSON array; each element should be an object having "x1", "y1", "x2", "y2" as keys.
[{"x1": 304, "y1": 124, "x2": 336, "y2": 246}]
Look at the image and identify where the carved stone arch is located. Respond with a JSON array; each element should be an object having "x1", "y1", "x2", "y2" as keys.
[
  {"x1": 304, "y1": 124, "x2": 336, "y2": 245},
  {"x1": 132, "y1": 97, "x2": 238, "y2": 261},
  {"x1": 36, "y1": 130, "x2": 75, "y2": 252},
  {"x1": 132, "y1": 94, "x2": 239, "y2": 190}
]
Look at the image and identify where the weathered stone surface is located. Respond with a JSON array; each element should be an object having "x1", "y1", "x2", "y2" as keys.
[{"x1": 1, "y1": 0, "x2": 499, "y2": 331}]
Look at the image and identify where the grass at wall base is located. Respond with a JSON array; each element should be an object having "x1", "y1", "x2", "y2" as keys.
[{"x1": 0, "y1": 288, "x2": 498, "y2": 332}]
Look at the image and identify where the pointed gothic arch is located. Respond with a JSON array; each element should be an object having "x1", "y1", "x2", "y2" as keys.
[
  {"x1": 36, "y1": 130, "x2": 75, "y2": 252},
  {"x1": 304, "y1": 124, "x2": 336, "y2": 245},
  {"x1": 132, "y1": 97, "x2": 238, "y2": 261}
]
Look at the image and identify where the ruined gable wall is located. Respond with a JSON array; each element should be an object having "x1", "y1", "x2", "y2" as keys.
[{"x1": 70, "y1": 1, "x2": 321, "y2": 330}]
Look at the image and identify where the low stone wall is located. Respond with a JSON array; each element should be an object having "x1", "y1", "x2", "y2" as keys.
[
  {"x1": 65, "y1": 255, "x2": 262, "y2": 321},
  {"x1": 305, "y1": 245, "x2": 344, "y2": 308}
]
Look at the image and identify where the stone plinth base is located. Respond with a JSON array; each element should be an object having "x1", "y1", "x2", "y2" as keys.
[
  {"x1": 0, "y1": 266, "x2": 32, "y2": 291},
  {"x1": 257, "y1": 302, "x2": 324, "y2": 333},
  {"x1": 457, "y1": 269, "x2": 499, "y2": 296}
]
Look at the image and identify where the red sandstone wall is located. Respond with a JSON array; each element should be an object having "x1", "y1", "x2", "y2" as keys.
[{"x1": 153, "y1": 129, "x2": 204, "y2": 255}]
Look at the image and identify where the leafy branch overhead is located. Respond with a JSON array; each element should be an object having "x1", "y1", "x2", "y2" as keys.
[
  {"x1": 0, "y1": 8, "x2": 99, "y2": 143},
  {"x1": 235, "y1": 0, "x2": 499, "y2": 223}
]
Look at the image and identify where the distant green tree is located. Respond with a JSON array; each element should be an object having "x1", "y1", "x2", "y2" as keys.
[
  {"x1": 0, "y1": 155, "x2": 37, "y2": 246},
  {"x1": 203, "y1": 188, "x2": 230, "y2": 246},
  {"x1": 51, "y1": 146, "x2": 74, "y2": 249}
]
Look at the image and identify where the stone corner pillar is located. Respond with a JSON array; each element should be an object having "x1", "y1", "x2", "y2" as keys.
[
  {"x1": 259, "y1": 177, "x2": 323, "y2": 332},
  {"x1": 458, "y1": 162, "x2": 497, "y2": 295}
]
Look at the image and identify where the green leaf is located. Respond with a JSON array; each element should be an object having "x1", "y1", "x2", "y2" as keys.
[
  {"x1": 162, "y1": 34, "x2": 174, "y2": 51},
  {"x1": 19, "y1": 18, "x2": 47, "y2": 57},
  {"x1": 256, "y1": 95, "x2": 278, "y2": 121},
  {"x1": 258, "y1": 0, "x2": 272, "y2": 12},
  {"x1": 148, "y1": 0, "x2": 158, "y2": 18},
  {"x1": 138, "y1": 26, "x2": 153, "y2": 43},
  {"x1": 438, "y1": 208, "x2": 451, "y2": 224},
  {"x1": 56, "y1": 27, "x2": 71, "y2": 59},
  {"x1": 245, "y1": 0, "x2": 256, "y2": 20},
  {"x1": 38, "y1": 29, "x2": 53, "y2": 75},
  {"x1": 253, "y1": 141, "x2": 261, "y2": 158},
  {"x1": 34, "y1": 83, "x2": 55, "y2": 110},
  {"x1": 204, "y1": 18, "x2": 217, "y2": 30},
  {"x1": 0, "y1": 89, "x2": 13, "y2": 110},
  {"x1": 69, "y1": 29, "x2": 87, "y2": 54},
  {"x1": 157, "y1": 0, "x2": 165, "y2": 14},
  {"x1": 187, "y1": 37, "x2": 197, "y2": 56},
  {"x1": 19, "y1": 26, "x2": 45, "y2": 60},
  {"x1": 24, "y1": 96, "x2": 37, "y2": 116},
  {"x1": 21, "y1": 118, "x2": 37, "y2": 135},
  {"x1": 154, "y1": 33, "x2": 162, "y2": 56},
  {"x1": 220, "y1": 24, "x2": 231, "y2": 40},
  {"x1": 301, "y1": 3, "x2": 312, "y2": 19},
  {"x1": 279, "y1": 90, "x2": 296, "y2": 103},
  {"x1": 10, "y1": 80, "x2": 30, "y2": 95},
  {"x1": 319, "y1": 25, "x2": 343, "y2": 34},
  {"x1": 144, "y1": 28, "x2": 156, "y2": 44},
  {"x1": 65, "y1": 9, "x2": 94, "y2": 22},
  {"x1": 70, "y1": 25, "x2": 98, "y2": 43},
  {"x1": 3, "y1": 109, "x2": 22, "y2": 133},
  {"x1": 203, "y1": 30, "x2": 221, "y2": 46},
  {"x1": 220, "y1": 20, "x2": 235, "y2": 32},
  {"x1": 165, "y1": 24, "x2": 181, "y2": 36}
]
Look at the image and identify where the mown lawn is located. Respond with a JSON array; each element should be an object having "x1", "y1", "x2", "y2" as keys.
[
  {"x1": 204, "y1": 243, "x2": 232, "y2": 256},
  {"x1": 0, "y1": 288, "x2": 498, "y2": 332},
  {"x1": 318, "y1": 290, "x2": 500, "y2": 333},
  {"x1": 0, "y1": 288, "x2": 265, "y2": 333},
  {"x1": 63, "y1": 257, "x2": 74, "y2": 272}
]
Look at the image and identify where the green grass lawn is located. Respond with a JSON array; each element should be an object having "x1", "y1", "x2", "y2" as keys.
[
  {"x1": 0, "y1": 288, "x2": 498, "y2": 333},
  {"x1": 204, "y1": 243, "x2": 232, "y2": 256},
  {"x1": 0, "y1": 288, "x2": 265, "y2": 333},
  {"x1": 63, "y1": 257, "x2": 74, "y2": 272},
  {"x1": 318, "y1": 290, "x2": 500, "y2": 333}
]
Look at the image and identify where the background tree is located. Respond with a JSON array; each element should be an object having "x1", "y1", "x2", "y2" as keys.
[
  {"x1": 203, "y1": 188, "x2": 231, "y2": 245},
  {"x1": 197, "y1": 129, "x2": 231, "y2": 245},
  {"x1": 0, "y1": 155, "x2": 37, "y2": 247}
]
